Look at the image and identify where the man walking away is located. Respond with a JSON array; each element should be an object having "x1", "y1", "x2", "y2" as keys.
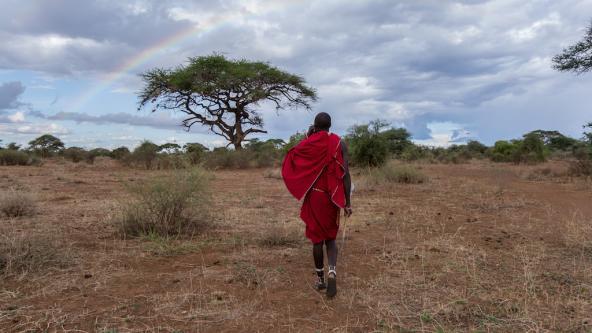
[{"x1": 282, "y1": 112, "x2": 353, "y2": 298}]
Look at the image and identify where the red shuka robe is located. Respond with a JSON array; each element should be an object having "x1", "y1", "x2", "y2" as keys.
[{"x1": 282, "y1": 131, "x2": 346, "y2": 243}]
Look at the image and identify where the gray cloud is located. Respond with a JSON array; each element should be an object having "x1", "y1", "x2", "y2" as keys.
[
  {"x1": 2, "y1": 0, "x2": 592, "y2": 145},
  {"x1": 0, "y1": 81, "x2": 25, "y2": 111},
  {"x1": 31, "y1": 110, "x2": 184, "y2": 131}
]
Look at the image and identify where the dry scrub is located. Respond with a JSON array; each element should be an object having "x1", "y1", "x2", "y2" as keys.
[
  {"x1": 563, "y1": 211, "x2": 592, "y2": 251},
  {"x1": 257, "y1": 224, "x2": 302, "y2": 247},
  {"x1": 358, "y1": 162, "x2": 427, "y2": 189},
  {"x1": 0, "y1": 188, "x2": 36, "y2": 218},
  {"x1": 0, "y1": 229, "x2": 71, "y2": 277},
  {"x1": 114, "y1": 167, "x2": 211, "y2": 237},
  {"x1": 262, "y1": 168, "x2": 282, "y2": 179}
]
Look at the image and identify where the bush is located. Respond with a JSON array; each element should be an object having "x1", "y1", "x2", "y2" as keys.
[
  {"x1": 400, "y1": 145, "x2": 434, "y2": 161},
  {"x1": 0, "y1": 149, "x2": 33, "y2": 166},
  {"x1": 63, "y1": 147, "x2": 88, "y2": 163},
  {"x1": 87, "y1": 148, "x2": 111, "y2": 164},
  {"x1": 184, "y1": 143, "x2": 209, "y2": 165},
  {"x1": 568, "y1": 149, "x2": 592, "y2": 176},
  {"x1": 0, "y1": 189, "x2": 36, "y2": 217},
  {"x1": 346, "y1": 123, "x2": 389, "y2": 167},
  {"x1": 490, "y1": 135, "x2": 547, "y2": 164},
  {"x1": 111, "y1": 146, "x2": 131, "y2": 160},
  {"x1": 364, "y1": 162, "x2": 427, "y2": 185},
  {"x1": 282, "y1": 132, "x2": 306, "y2": 155},
  {"x1": 381, "y1": 127, "x2": 412, "y2": 156},
  {"x1": 154, "y1": 154, "x2": 190, "y2": 170},
  {"x1": 130, "y1": 141, "x2": 160, "y2": 169},
  {"x1": 115, "y1": 168, "x2": 211, "y2": 237},
  {"x1": 489, "y1": 140, "x2": 519, "y2": 162},
  {"x1": 0, "y1": 230, "x2": 70, "y2": 276},
  {"x1": 515, "y1": 133, "x2": 547, "y2": 164}
]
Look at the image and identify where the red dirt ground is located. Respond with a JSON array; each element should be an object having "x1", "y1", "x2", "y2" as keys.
[{"x1": 1, "y1": 159, "x2": 591, "y2": 332}]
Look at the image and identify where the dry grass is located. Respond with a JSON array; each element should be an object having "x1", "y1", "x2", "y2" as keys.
[
  {"x1": 262, "y1": 168, "x2": 282, "y2": 179},
  {"x1": 359, "y1": 162, "x2": 427, "y2": 190},
  {"x1": 563, "y1": 211, "x2": 592, "y2": 251},
  {"x1": 113, "y1": 167, "x2": 212, "y2": 237},
  {"x1": 0, "y1": 229, "x2": 71, "y2": 277},
  {"x1": 257, "y1": 225, "x2": 302, "y2": 248},
  {"x1": 2, "y1": 161, "x2": 592, "y2": 332},
  {"x1": 0, "y1": 188, "x2": 37, "y2": 218},
  {"x1": 522, "y1": 166, "x2": 567, "y2": 181}
]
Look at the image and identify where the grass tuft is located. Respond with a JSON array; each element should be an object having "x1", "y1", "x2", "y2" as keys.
[
  {"x1": 257, "y1": 225, "x2": 301, "y2": 247},
  {"x1": 0, "y1": 189, "x2": 37, "y2": 218},
  {"x1": 361, "y1": 162, "x2": 428, "y2": 187},
  {"x1": 0, "y1": 230, "x2": 71, "y2": 276},
  {"x1": 114, "y1": 167, "x2": 211, "y2": 238}
]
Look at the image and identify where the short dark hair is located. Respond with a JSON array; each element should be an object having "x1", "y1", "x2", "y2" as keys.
[{"x1": 314, "y1": 112, "x2": 331, "y2": 131}]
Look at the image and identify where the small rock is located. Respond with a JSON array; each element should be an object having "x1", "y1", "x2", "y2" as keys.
[{"x1": 83, "y1": 273, "x2": 93, "y2": 279}]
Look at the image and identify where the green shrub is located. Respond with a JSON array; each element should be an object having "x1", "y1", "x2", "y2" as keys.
[
  {"x1": 154, "y1": 154, "x2": 190, "y2": 170},
  {"x1": 111, "y1": 147, "x2": 131, "y2": 160},
  {"x1": 184, "y1": 143, "x2": 209, "y2": 165},
  {"x1": 381, "y1": 127, "x2": 412, "y2": 156},
  {"x1": 63, "y1": 147, "x2": 88, "y2": 163},
  {"x1": 115, "y1": 168, "x2": 211, "y2": 237},
  {"x1": 346, "y1": 122, "x2": 389, "y2": 167},
  {"x1": 515, "y1": 133, "x2": 547, "y2": 164},
  {"x1": 245, "y1": 139, "x2": 282, "y2": 168},
  {"x1": 0, "y1": 189, "x2": 37, "y2": 217},
  {"x1": 282, "y1": 132, "x2": 306, "y2": 156},
  {"x1": 130, "y1": 141, "x2": 159, "y2": 169},
  {"x1": 400, "y1": 145, "x2": 433, "y2": 161},
  {"x1": 489, "y1": 140, "x2": 519, "y2": 162},
  {"x1": 490, "y1": 135, "x2": 547, "y2": 164},
  {"x1": 87, "y1": 148, "x2": 111, "y2": 164},
  {"x1": 0, "y1": 149, "x2": 32, "y2": 166}
]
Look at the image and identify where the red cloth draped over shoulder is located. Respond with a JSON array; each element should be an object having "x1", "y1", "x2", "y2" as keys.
[
  {"x1": 282, "y1": 131, "x2": 346, "y2": 207},
  {"x1": 282, "y1": 131, "x2": 346, "y2": 243}
]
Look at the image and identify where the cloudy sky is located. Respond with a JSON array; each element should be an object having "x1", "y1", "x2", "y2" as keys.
[{"x1": 1, "y1": 0, "x2": 591, "y2": 149}]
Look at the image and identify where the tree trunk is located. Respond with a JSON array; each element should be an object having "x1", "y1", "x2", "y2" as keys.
[
  {"x1": 233, "y1": 112, "x2": 244, "y2": 150},
  {"x1": 233, "y1": 140, "x2": 243, "y2": 150}
]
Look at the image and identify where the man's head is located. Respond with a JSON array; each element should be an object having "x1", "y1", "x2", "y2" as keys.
[{"x1": 313, "y1": 112, "x2": 331, "y2": 131}]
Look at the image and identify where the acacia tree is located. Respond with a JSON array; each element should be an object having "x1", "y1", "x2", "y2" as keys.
[
  {"x1": 553, "y1": 21, "x2": 592, "y2": 149},
  {"x1": 139, "y1": 55, "x2": 317, "y2": 150},
  {"x1": 28, "y1": 134, "x2": 64, "y2": 157},
  {"x1": 552, "y1": 21, "x2": 592, "y2": 74}
]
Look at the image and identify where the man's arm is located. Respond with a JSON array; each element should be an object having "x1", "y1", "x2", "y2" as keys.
[{"x1": 341, "y1": 141, "x2": 352, "y2": 216}]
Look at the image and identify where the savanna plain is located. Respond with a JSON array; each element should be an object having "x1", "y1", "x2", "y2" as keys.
[{"x1": 1, "y1": 158, "x2": 591, "y2": 333}]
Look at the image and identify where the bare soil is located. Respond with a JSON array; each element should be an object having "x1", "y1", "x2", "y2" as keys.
[{"x1": 1, "y1": 159, "x2": 591, "y2": 332}]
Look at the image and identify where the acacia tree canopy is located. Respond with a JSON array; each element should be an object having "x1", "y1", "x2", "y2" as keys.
[
  {"x1": 552, "y1": 21, "x2": 592, "y2": 74},
  {"x1": 28, "y1": 134, "x2": 64, "y2": 157},
  {"x1": 139, "y1": 54, "x2": 317, "y2": 150}
]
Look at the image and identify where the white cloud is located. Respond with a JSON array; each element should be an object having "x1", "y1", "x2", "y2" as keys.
[
  {"x1": 8, "y1": 111, "x2": 25, "y2": 123},
  {"x1": 16, "y1": 123, "x2": 69, "y2": 135}
]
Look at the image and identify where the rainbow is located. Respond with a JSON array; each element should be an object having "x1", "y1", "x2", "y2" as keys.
[
  {"x1": 68, "y1": 10, "x2": 243, "y2": 112},
  {"x1": 69, "y1": 0, "x2": 303, "y2": 112}
]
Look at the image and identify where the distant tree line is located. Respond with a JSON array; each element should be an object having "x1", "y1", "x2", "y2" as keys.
[{"x1": 1, "y1": 121, "x2": 591, "y2": 175}]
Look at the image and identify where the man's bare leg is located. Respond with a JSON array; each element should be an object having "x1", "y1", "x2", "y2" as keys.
[
  {"x1": 325, "y1": 239, "x2": 338, "y2": 297},
  {"x1": 313, "y1": 242, "x2": 326, "y2": 290}
]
